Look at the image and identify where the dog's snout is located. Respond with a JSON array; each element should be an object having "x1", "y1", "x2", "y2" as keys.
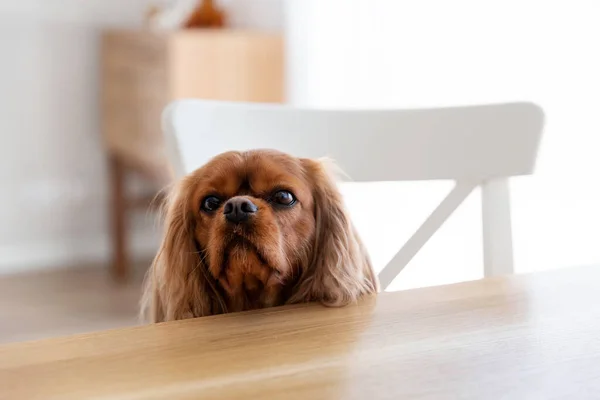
[{"x1": 224, "y1": 197, "x2": 258, "y2": 223}]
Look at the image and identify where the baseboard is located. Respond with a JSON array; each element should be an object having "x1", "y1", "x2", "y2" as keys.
[{"x1": 0, "y1": 230, "x2": 160, "y2": 275}]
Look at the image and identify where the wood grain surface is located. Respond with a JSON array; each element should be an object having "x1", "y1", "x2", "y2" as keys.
[{"x1": 1, "y1": 266, "x2": 599, "y2": 399}]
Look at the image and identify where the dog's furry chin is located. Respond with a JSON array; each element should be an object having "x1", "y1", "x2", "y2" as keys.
[{"x1": 141, "y1": 149, "x2": 379, "y2": 322}]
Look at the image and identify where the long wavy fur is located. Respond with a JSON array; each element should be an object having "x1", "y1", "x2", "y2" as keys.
[{"x1": 141, "y1": 157, "x2": 378, "y2": 323}]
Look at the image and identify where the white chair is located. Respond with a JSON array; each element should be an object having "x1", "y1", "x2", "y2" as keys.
[{"x1": 162, "y1": 100, "x2": 544, "y2": 290}]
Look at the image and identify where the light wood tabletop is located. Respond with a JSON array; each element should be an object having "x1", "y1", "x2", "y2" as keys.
[{"x1": 1, "y1": 266, "x2": 599, "y2": 400}]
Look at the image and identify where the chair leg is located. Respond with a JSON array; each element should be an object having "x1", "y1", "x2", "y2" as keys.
[
  {"x1": 109, "y1": 155, "x2": 128, "y2": 281},
  {"x1": 378, "y1": 181, "x2": 477, "y2": 290},
  {"x1": 481, "y1": 178, "x2": 515, "y2": 277}
]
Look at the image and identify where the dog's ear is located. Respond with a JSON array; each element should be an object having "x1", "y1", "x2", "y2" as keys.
[
  {"x1": 289, "y1": 159, "x2": 379, "y2": 307},
  {"x1": 140, "y1": 180, "x2": 226, "y2": 322}
]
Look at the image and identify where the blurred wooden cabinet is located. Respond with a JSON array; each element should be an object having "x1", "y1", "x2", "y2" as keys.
[{"x1": 101, "y1": 29, "x2": 284, "y2": 279}]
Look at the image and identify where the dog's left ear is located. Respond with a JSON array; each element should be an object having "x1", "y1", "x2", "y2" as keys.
[{"x1": 289, "y1": 159, "x2": 379, "y2": 306}]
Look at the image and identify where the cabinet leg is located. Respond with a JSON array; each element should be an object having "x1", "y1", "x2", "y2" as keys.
[{"x1": 110, "y1": 155, "x2": 128, "y2": 281}]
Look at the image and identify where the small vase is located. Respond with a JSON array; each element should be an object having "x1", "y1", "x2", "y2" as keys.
[{"x1": 184, "y1": 0, "x2": 225, "y2": 29}]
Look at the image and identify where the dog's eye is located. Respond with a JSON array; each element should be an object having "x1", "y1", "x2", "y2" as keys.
[
  {"x1": 271, "y1": 190, "x2": 296, "y2": 206},
  {"x1": 201, "y1": 196, "x2": 222, "y2": 212}
]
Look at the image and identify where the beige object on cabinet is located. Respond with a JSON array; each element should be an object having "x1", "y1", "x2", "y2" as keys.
[{"x1": 101, "y1": 29, "x2": 284, "y2": 279}]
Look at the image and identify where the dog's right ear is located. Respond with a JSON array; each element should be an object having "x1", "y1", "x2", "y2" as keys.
[{"x1": 140, "y1": 179, "x2": 225, "y2": 323}]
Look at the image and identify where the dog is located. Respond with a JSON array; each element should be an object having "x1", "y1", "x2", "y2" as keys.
[{"x1": 141, "y1": 149, "x2": 379, "y2": 322}]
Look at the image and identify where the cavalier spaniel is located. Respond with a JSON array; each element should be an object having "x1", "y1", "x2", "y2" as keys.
[{"x1": 141, "y1": 149, "x2": 379, "y2": 322}]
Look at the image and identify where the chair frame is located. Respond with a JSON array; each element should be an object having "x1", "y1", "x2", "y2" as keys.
[{"x1": 162, "y1": 100, "x2": 544, "y2": 290}]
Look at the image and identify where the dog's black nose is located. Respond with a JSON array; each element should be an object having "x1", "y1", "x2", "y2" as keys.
[{"x1": 223, "y1": 197, "x2": 258, "y2": 223}]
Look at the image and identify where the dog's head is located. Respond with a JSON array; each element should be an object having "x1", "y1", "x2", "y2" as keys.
[{"x1": 142, "y1": 150, "x2": 378, "y2": 322}]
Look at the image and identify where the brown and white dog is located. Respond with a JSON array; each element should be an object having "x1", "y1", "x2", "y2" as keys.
[{"x1": 141, "y1": 149, "x2": 378, "y2": 322}]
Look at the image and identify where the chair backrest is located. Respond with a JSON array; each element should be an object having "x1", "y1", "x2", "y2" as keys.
[
  {"x1": 162, "y1": 100, "x2": 545, "y2": 290},
  {"x1": 163, "y1": 100, "x2": 544, "y2": 182}
]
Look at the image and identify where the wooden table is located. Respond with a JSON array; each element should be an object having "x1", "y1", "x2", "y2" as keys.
[{"x1": 1, "y1": 266, "x2": 599, "y2": 399}]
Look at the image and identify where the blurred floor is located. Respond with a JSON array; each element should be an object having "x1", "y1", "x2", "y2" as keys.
[{"x1": 0, "y1": 263, "x2": 149, "y2": 344}]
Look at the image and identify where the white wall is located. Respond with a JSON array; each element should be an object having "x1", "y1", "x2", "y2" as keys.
[
  {"x1": 285, "y1": 0, "x2": 600, "y2": 289},
  {"x1": 0, "y1": 0, "x2": 282, "y2": 273}
]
